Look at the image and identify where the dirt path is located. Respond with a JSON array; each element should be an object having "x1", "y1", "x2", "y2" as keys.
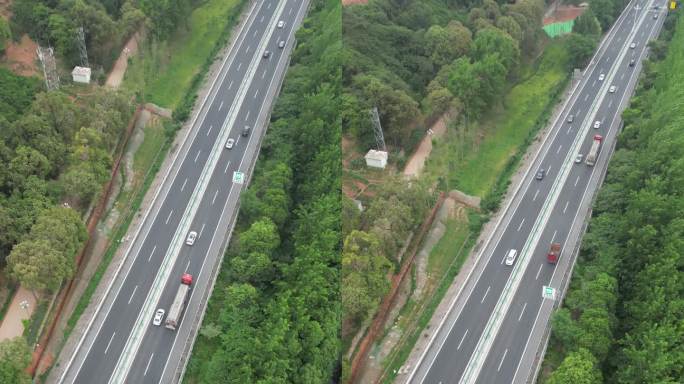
[
  {"x1": 0, "y1": 286, "x2": 37, "y2": 341},
  {"x1": 105, "y1": 32, "x2": 141, "y2": 89},
  {"x1": 403, "y1": 117, "x2": 447, "y2": 178}
]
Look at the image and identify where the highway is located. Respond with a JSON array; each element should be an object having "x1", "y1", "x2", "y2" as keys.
[
  {"x1": 56, "y1": 0, "x2": 308, "y2": 383},
  {"x1": 406, "y1": 0, "x2": 667, "y2": 383}
]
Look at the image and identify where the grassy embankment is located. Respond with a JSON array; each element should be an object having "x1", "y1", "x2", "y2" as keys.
[
  {"x1": 379, "y1": 39, "x2": 570, "y2": 382},
  {"x1": 123, "y1": 0, "x2": 246, "y2": 109}
]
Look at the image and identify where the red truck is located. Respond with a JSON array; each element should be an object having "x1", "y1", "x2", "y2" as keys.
[{"x1": 547, "y1": 243, "x2": 561, "y2": 264}]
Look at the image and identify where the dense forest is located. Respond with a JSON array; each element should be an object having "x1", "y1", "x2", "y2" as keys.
[
  {"x1": 545, "y1": 8, "x2": 684, "y2": 383},
  {"x1": 0, "y1": 67, "x2": 134, "y2": 381},
  {"x1": 184, "y1": 0, "x2": 341, "y2": 382}
]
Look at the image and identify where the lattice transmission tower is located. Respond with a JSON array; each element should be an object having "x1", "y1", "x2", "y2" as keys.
[
  {"x1": 36, "y1": 46, "x2": 60, "y2": 91},
  {"x1": 369, "y1": 106, "x2": 386, "y2": 151},
  {"x1": 76, "y1": 26, "x2": 89, "y2": 68}
]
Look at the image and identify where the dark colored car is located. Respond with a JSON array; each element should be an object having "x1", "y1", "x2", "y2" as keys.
[
  {"x1": 535, "y1": 169, "x2": 545, "y2": 180},
  {"x1": 242, "y1": 125, "x2": 251, "y2": 137}
]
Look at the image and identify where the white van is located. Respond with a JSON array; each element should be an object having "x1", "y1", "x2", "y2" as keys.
[{"x1": 505, "y1": 249, "x2": 518, "y2": 266}]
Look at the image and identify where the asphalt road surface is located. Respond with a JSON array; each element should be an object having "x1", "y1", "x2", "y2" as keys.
[
  {"x1": 409, "y1": 1, "x2": 667, "y2": 383},
  {"x1": 57, "y1": 0, "x2": 307, "y2": 383}
]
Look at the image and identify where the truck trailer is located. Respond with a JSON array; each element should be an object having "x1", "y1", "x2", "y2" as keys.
[
  {"x1": 585, "y1": 134, "x2": 603, "y2": 166},
  {"x1": 165, "y1": 273, "x2": 193, "y2": 330}
]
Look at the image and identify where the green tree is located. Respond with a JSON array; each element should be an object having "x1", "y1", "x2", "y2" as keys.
[
  {"x1": 238, "y1": 218, "x2": 280, "y2": 255},
  {"x1": 0, "y1": 18, "x2": 10, "y2": 54},
  {"x1": 425, "y1": 21, "x2": 472, "y2": 68},
  {"x1": 564, "y1": 33, "x2": 597, "y2": 70},
  {"x1": 572, "y1": 9, "x2": 602, "y2": 37},
  {"x1": 8, "y1": 146, "x2": 51, "y2": 190},
  {"x1": 590, "y1": 0, "x2": 615, "y2": 31},
  {"x1": 496, "y1": 15, "x2": 522, "y2": 42},
  {"x1": 7, "y1": 238, "x2": 73, "y2": 291},
  {"x1": 547, "y1": 348, "x2": 602, "y2": 384},
  {"x1": 0, "y1": 337, "x2": 32, "y2": 384},
  {"x1": 471, "y1": 27, "x2": 520, "y2": 73},
  {"x1": 341, "y1": 231, "x2": 392, "y2": 324}
]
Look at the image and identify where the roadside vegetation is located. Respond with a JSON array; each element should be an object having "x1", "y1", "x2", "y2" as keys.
[
  {"x1": 540, "y1": 8, "x2": 684, "y2": 384},
  {"x1": 184, "y1": 0, "x2": 341, "y2": 382},
  {"x1": 122, "y1": 0, "x2": 248, "y2": 112}
]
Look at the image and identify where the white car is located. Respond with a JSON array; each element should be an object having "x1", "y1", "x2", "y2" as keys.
[
  {"x1": 153, "y1": 309, "x2": 165, "y2": 326},
  {"x1": 277, "y1": 20, "x2": 285, "y2": 28},
  {"x1": 186, "y1": 231, "x2": 197, "y2": 246},
  {"x1": 225, "y1": 138, "x2": 235, "y2": 149},
  {"x1": 609, "y1": 85, "x2": 617, "y2": 93},
  {"x1": 505, "y1": 249, "x2": 518, "y2": 266},
  {"x1": 630, "y1": 42, "x2": 636, "y2": 49},
  {"x1": 598, "y1": 73, "x2": 605, "y2": 81},
  {"x1": 575, "y1": 154, "x2": 583, "y2": 163},
  {"x1": 593, "y1": 120, "x2": 601, "y2": 129},
  {"x1": 278, "y1": 40, "x2": 285, "y2": 49}
]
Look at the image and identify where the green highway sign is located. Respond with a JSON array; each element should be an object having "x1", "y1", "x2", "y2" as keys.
[
  {"x1": 233, "y1": 171, "x2": 245, "y2": 184},
  {"x1": 542, "y1": 285, "x2": 556, "y2": 300}
]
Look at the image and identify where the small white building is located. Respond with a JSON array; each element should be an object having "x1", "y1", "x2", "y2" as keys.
[
  {"x1": 365, "y1": 149, "x2": 388, "y2": 169},
  {"x1": 72, "y1": 66, "x2": 91, "y2": 84}
]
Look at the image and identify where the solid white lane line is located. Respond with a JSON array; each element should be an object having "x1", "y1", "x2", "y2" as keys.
[
  {"x1": 194, "y1": 150, "x2": 201, "y2": 163},
  {"x1": 128, "y1": 285, "x2": 138, "y2": 304},
  {"x1": 563, "y1": 201, "x2": 569, "y2": 214},
  {"x1": 228, "y1": 80, "x2": 234, "y2": 90},
  {"x1": 575, "y1": 175, "x2": 580, "y2": 187},
  {"x1": 245, "y1": 110, "x2": 251, "y2": 121},
  {"x1": 218, "y1": 101, "x2": 224, "y2": 111},
  {"x1": 143, "y1": 353, "x2": 154, "y2": 376},
  {"x1": 533, "y1": 189, "x2": 540, "y2": 201},
  {"x1": 224, "y1": 161, "x2": 231, "y2": 174},
  {"x1": 518, "y1": 302, "x2": 527, "y2": 321},
  {"x1": 148, "y1": 245, "x2": 156, "y2": 262},
  {"x1": 199, "y1": 223, "x2": 206, "y2": 239},
  {"x1": 180, "y1": 178, "x2": 188, "y2": 191},
  {"x1": 104, "y1": 332, "x2": 116, "y2": 355},
  {"x1": 481, "y1": 286, "x2": 491, "y2": 303},
  {"x1": 457, "y1": 329, "x2": 469, "y2": 350},
  {"x1": 535, "y1": 264, "x2": 543, "y2": 280},
  {"x1": 517, "y1": 218, "x2": 525, "y2": 232},
  {"x1": 556, "y1": 145, "x2": 563, "y2": 154},
  {"x1": 212, "y1": 189, "x2": 219, "y2": 205},
  {"x1": 497, "y1": 349, "x2": 508, "y2": 372},
  {"x1": 551, "y1": 230, "x2": 558, "y2": 244},
  {"x1": 165, "y1": 210, "x2": 173, "y2": 225},
  {"x1": 237, "y1": 62, "x2": 243, "y2": 71},
  {"x1": 254, "y1": 89, "x2": 260, "y2": 98},
  {"x1": 206, "y1": 125, "x2": 212, "y2": 136}
]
